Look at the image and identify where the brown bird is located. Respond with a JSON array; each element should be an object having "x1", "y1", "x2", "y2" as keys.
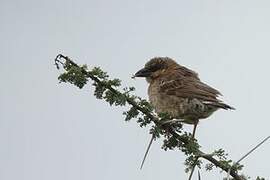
[
  {"x1": 134, "y1": 57, "x2": 234, "y2": 138},
  {"x1": 134, "y1": 57, "x2": 234, "y2": 169}
]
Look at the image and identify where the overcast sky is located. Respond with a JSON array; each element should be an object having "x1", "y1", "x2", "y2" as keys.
[{"x1": 1, "y1": 0, "x2": 270, "y2": 180}]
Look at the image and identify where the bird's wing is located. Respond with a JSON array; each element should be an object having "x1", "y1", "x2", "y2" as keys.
[
  {"x1": 174, "y1": 65, "x2": 200, "y2": 80},
  {"x1": 158, "y1": 67, "x2": 222, "y2": 103}
]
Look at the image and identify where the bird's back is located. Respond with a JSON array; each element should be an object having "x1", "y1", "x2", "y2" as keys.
[{"x1": 148, "y1": 64, "x2": 234, "y2": 122}]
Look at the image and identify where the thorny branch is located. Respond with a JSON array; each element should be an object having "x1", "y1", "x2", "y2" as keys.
[{"x1": 54, "y1": 54, "x2": 267, "y2": 180}]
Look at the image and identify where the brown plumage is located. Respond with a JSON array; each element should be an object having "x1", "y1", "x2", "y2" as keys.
[
  {"x1": 134, "y1": 57, "x2": 234, "y2": 136},
  {"x1": 135, "y1": 57, "x2": 234, "y2": 169}
]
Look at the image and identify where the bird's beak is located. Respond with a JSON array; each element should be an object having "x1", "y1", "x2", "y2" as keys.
[{"x1": 134, "y1": 67, "x2": 151, "y2": 77}]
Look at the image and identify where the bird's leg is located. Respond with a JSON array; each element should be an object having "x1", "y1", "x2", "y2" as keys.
[{"x1": 192, "y1": 120, "x2": 199, "y2": 139}]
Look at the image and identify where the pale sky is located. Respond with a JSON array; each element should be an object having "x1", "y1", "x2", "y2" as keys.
[{"x1": 1, "y1": 0, "x2": 270, "y2": 180}]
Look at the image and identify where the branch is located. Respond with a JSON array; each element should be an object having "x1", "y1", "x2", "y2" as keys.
[{"x1": 54, "y1": 54, "x2": 248, "y2": 180}]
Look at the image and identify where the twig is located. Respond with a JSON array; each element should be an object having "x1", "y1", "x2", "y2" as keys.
[
  {"x1": 226, "y1": 135, "x2": 270, "y2": 180},
  {"x1": 235, "y1": 135, "x2": 270, "y2": 164},
  {"x1": 54, "y1": 54, "x2": 65, "y2": 69}
]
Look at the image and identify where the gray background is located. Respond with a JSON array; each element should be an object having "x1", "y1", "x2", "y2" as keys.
[{"x1": 1, "y1": 0, "x2": 269, "y2": 179}]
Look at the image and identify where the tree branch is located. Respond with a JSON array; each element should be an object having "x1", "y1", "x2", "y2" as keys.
[{"x1": 54, "y1": 54, "x2": 246, "y2": 180}]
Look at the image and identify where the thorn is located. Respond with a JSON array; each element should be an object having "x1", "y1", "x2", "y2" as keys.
[
  {"x1": 188, "y1": 157, "x2": 199, "y2": 180},
  {"x1": 198, "y1": 170, "x2": 201, "y2": 180},
  {"x1": 140, "y1": 135, "x2": 154, "y2": 170},
  {"x1": 227, "y1": 135, "x2": 270, "y2": 180}
]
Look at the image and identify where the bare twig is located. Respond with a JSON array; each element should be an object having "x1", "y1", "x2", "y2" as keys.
[
  {"x1": 226, "y1": 135, "x2": 270, "y2": 180},
  {"x1": 235, "y1": 136, "x2": 270, "y2": 164}
]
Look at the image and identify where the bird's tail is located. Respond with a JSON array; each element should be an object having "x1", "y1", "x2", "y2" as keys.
[{"x1": 207, "y1": 102, "x2": 235, "y2": 110}]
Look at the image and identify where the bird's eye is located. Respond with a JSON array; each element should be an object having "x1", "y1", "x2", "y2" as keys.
[{"x1": 148, "y1": 63, "x2": 164, "y2": 72}]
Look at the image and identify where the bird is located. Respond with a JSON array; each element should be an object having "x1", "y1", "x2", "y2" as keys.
[
  {"x1": 134, "y1": 57, "x2": 235, "y2": 169},
  {"x1": 134, "y1": 57, "x2": 234, "y2": 138}
]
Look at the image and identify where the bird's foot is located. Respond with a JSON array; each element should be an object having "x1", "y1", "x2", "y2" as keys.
[{"x1": 161, "y1": 119, "x2": 185, "y2": 125}]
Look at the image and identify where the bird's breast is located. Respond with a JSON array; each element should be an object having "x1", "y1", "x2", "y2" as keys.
[{"x1": 148, "y1": 82, "x2": 186, "y2": 118}]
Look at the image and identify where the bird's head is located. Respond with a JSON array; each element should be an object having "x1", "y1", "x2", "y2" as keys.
[{"x1": 134, "y1": 57, "x2": 178, "y2": 83}]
